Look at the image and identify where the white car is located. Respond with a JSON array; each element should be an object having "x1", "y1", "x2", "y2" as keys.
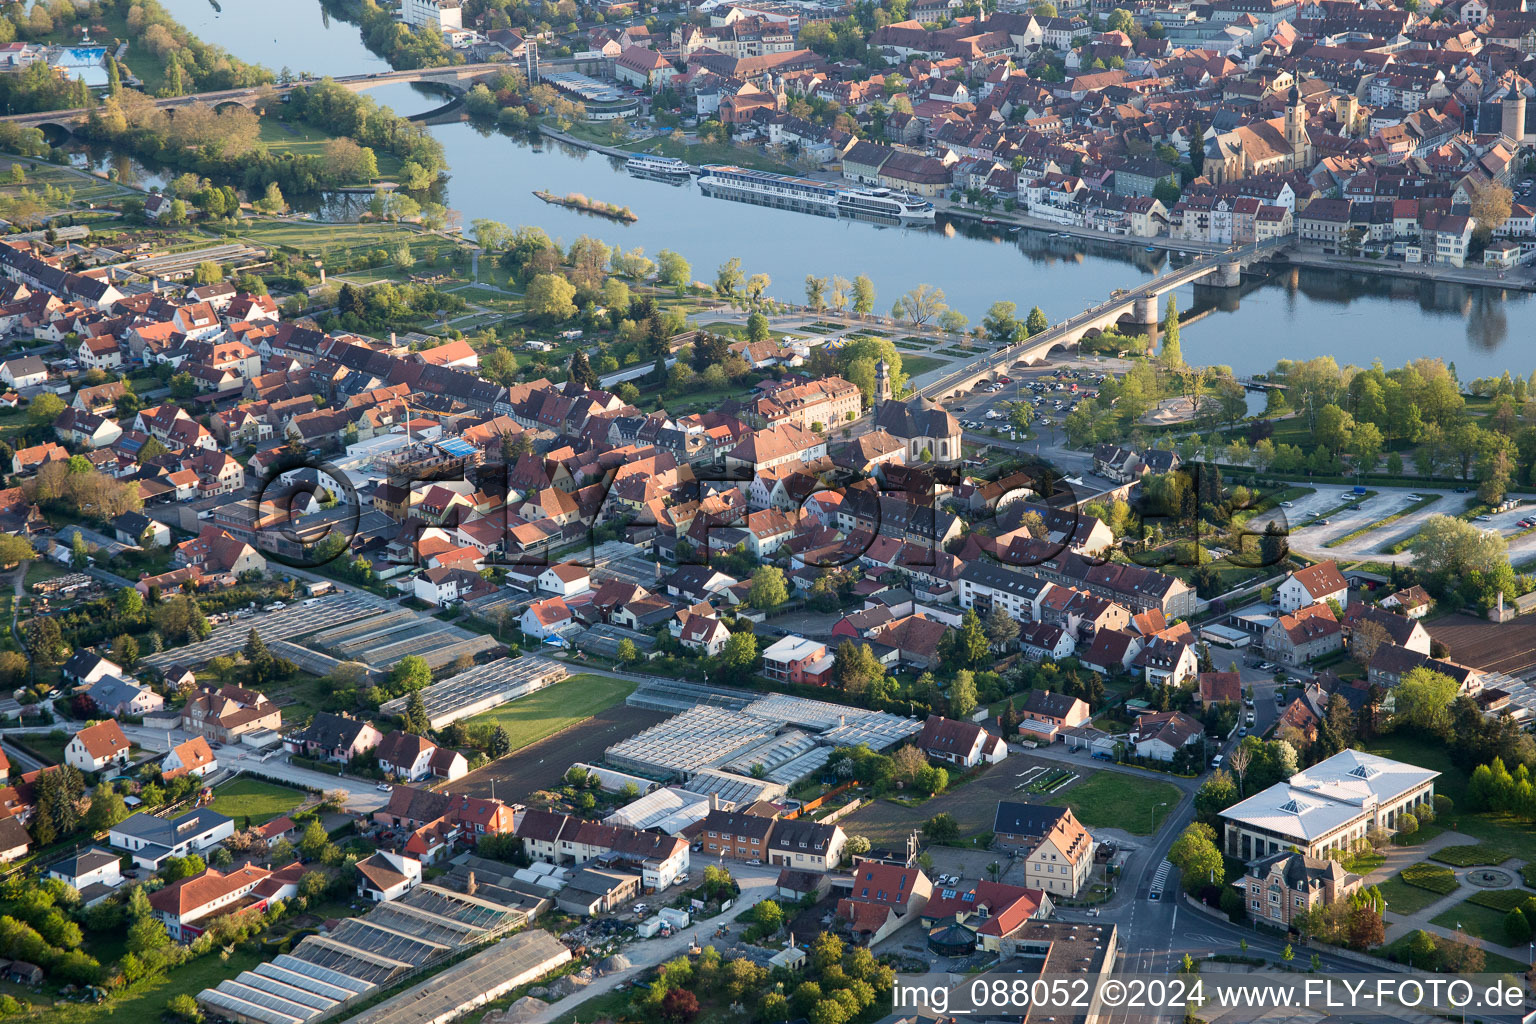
[{"x1": 376, "y1": 783, "x2": 392, "y2": 792}]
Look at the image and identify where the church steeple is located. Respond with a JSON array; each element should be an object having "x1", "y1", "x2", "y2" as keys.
[
  {"x1": 874, "y1": 358, "x2": 893, "y2": 405},
  {"x1": 1284, "y1": 76, "x2": 1309, "y2": 165}
]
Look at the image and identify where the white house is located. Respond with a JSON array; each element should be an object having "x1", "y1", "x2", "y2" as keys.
[
  {"x1": 110, "y1": 808, "x2": 235, "y2": 870},
  {"x1": 356, "y1": 850, "x2": 423, "y2": 902},
  {"x1": 1277, "y1": 561, "x2": 1349, "y2": 614},
  {"x1": 377, "y1": 732, "x2": 437, "y2": 782},
  {"x1": 538, "y1": 562, "x2": 592, "y2": 597},
  {"x1": 521, "y1": 596, "x2": 574, "y2": 641},
  {"x1": 0, "y1": 354, "x2": 47, "y2": 388},
  {"x1": 161, "y1": 736, "x2": 217, "y2": 780},
  {"x1": 64, "y1": 720, "x2": 132, "y2": 773},
  {"x1": 914, "y1": 715, "x2": 1008, "y2": 768},
  {"x1": 48, "y1": 847, "x2": 123, "y2": 904},
  {"x1": 1130, "y1": 710, "x2": 1205, "y2": 762}
]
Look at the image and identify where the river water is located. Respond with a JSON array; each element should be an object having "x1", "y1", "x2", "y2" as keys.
[{"x1": 145, "y1": 0, "x2": 1531, "y2": 378}]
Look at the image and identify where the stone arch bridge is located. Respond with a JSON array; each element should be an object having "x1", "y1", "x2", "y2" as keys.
[{"x1": 1, "y1": 62, "x2": 509, "y2": 134}]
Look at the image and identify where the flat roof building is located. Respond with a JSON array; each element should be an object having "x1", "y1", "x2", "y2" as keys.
[{"x1": 1220, "y1": 749, "x2": 1438, "y2": 862}]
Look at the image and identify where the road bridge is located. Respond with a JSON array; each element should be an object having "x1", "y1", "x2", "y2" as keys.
[
  {"x1": 0, "y1": 62, "x2": 510, "y2": 132},
  {"x1": 918, "y1": 236, "x2": 1292, "y2": 401}
]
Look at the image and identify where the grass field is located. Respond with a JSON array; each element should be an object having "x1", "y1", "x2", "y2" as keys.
[
  {"x1": 900, "y1": 354, "x2": 947, "y2": 378},
  {"x1": 1429, "y1": 898, "x2": 1524, "y2": 946},
  {"x1": 207, "y1": 778, "x2": 307, "y2": 825},
  {"x1": 1365, "y1": 735, "x2": 1466, "y2": 803},
  {"x1": 5, "y1": 945, "x2": 266, "y2": 1024},
  {"x1": 22, "y1": 559, "x2": 68, "y2": 589},
  {"x1": 463, "y1": 674, "x2": 636, "y2": 754},
  {"x1": 1377, "y1": 876, "x2": 1449, "y2": 917},
  {"x1": 1046, "y1": 772, "x2": 1181, "y2": 836},
  {"x1": 259, "y1": 116, "x2": 403, "y2": 183}
]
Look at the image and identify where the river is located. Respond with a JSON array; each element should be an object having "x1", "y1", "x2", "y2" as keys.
[{"x1": 148, "y1": 0, "x2": 1532, "y2": 379}]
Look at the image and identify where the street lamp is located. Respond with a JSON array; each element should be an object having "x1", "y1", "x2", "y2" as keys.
[{"x1": 1151, "y1": 800, "x2": 1169, "y2": 832}]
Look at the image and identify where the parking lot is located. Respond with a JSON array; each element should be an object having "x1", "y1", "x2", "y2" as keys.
[{"x1": 1256, "y1": 485, "x2": 1481, "y2": 559}]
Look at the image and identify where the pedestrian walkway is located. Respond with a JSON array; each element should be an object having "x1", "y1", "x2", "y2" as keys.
[{"x1": 1149, "y1": 859, "x2": 1172, "y2": 896}]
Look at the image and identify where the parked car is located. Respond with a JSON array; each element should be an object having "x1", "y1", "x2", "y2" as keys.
[{"x1": 376, "y1": 783, "x2": 392, "y2": 792}]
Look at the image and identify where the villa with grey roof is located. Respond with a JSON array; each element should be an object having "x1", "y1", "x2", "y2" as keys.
[{"x1": 1220, "y1": 750, "x2": 1438, "y2": 862}]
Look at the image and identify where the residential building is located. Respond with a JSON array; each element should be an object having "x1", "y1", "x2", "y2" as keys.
[
  {"x1": 914, "y1": 715, "x2": 1008, "y2": 768},
  {"x1": 1277, "y1": 561, "x2": 1349, "y2": 613},
  {"x1": 64, "y1": 720, "x2": 131, "y2": 773},
  {"x1": 1236, "y1": 849, "x2": 1362, "y2": 927},
  {"x1": 110, "y1": 808, "x2": 236, "y2": 870}
]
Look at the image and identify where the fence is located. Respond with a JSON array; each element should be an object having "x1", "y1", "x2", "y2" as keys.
[{"x1": 783, "y1": 780, "x2": 857, "y2": 821}]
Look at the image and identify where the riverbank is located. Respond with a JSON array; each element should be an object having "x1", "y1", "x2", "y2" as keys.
[{"x1": 1277, "y1": 247, "x2": 1536, "y2": 291}]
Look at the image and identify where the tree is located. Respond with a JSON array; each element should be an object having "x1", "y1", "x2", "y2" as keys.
[
  {"x1": 254, "y1": 182, "x2": 285, "y2": 214},
  {"x1": 852, "y1": 275, "x2": 876, "y2": 314},
  {"x1": 950, "y1": 669, "x2": 978, "y2": 719},
  {"x1": 487, "y1": 725, "x2": 512, "y2": 757},
  {"x1": 1393, "y1": 667, "x2": 1460, "y2": 735},
  {"x1": 753, "y1": 898, "x2": 784, "y2": 932},
  {"x1": 834, "y1": 640, "x2": 884, "y2": 696},
  {"x1": 805, "y1": 275, "x2": 828, "y2": 311},
  {"x1": 984, "y1": 604, "x2": 1018, "y2": 650},
  {"x1": 1159, "y1": 296, "x2": 1182, "y2": 367},
  {"x1": 717, "y1": 630, "x2": 757, "y2": 681},
  {"x1": 983, "y1": 301, "x2": 1021, "y2": 341},
  {"x1": 1024, "y1": 306, "x2": 1049, "y2": 337},
  {"x1": 715, "y1": 256, "x2": 744, "y2": 298},
  {"x1": 26, "y1": 615, "x2": 64, "y2": 667},
  {"x1": 401, "y1": 689, "x2": 430, "y2": 735},
  {"x1": 28, "y1": 391, "x2": 64, "y2": 427},
  {"x1": 1412, "y1": 514, "x2": 1508, "y2": 577},
  {"x1": 1169, "y1": 822, "x2": 1224, "y2": 894},
  {"x1": 897, "y1": 284, "x2": 947, "y2": 325},
  {"x1": 568, "y1": 350, "x2": 597, "y2": 389},
  {"x1": 389, "y1": 655, "x2": 432, "y2": 694},
  {"x1": 1505, "y1": 907, "x2": 1532, "y2": 945},
  {"x1": 657, "y1": 249, "x2": 691, "y2": 288},
  {"x1": 923, "y1": 812, "x2": 960, "y2": 842},
  {"x1": 617, "y1": 638, "x2": 639, "y2": 664},
  {"x1": 748, "y1": 566, "x2": 788, "y2": 609},
  {"x1": 1468, "y1": 179, "x2": 1513, "y2": 241},
  {"x1": 525, "y1": 273, "x2": 577, "y2": 319}
]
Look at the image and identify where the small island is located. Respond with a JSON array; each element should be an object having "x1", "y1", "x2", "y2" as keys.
[{"x1": 533, "y1": 190, "x2": 637, "y2": 223}]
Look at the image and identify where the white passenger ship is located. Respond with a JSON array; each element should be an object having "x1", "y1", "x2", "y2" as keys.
[
  {"x1": 698, "y1": 165, "x2": 936, "y2": 222},
  {"x1": 624, "y1": 154, "x2": 694, "y2": 183}
]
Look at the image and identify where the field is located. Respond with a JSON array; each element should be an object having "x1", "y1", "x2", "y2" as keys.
[
  {"x1": 1429, "y1": 898, "x2": 1525, "y2": 947},
  {"x1": 258, "y1": 116, "x2": 403, "y2": 183},
  {"x1": 207, "y1": 778, "x2": 307, "y2": 825},
  {"x1": 462, "y1": 674, "x2": 637, "y2": 755},
  {"x1": 454, "y1": 696, "x2": 666, "y2": 804},
  {"x1": 4, "y1": 947, "x2": 267, "y2": 1024},
  {"x1": 1046, "y1": 772, "x2": 1181, "y2": 836}
]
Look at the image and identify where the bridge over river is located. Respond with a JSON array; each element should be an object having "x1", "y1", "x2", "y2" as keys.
[
  {"x1": 917, "y1": 235, "x2": 1293, "y2": 401},
  {"x1": 0, "y1": 62, "x2": 511, "y2": 132}
]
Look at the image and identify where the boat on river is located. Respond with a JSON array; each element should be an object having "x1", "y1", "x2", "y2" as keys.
[
  {"x1": 625, "y1": 154, "x2": 693, "y2": 183},
  {"x1": 697, "y1": 165, "x2": 935, "y2": 222}
]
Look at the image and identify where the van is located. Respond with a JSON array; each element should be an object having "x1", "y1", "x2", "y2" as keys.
[{"x1": 1210, "y1": 754, "x2": 1224, "y2": 770}]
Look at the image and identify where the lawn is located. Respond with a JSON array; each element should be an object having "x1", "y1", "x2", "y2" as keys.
[
  {"x1": 1046, "y1": 772, "x2": 1181, "y2": 836},
  {"x1": 22, "y1": 559, "x2": 68, "y2": 589},
  {"x1": 1429, "y1": 898, "x2": 1525, "y2": 947},
  {"x1": 1399, "y1": 861, "x2": 1458, "y2": 894},
  {"x1": 258, "y1": 116, "x2": 403, "y2": 184},
  {"x1": 1377, "y1": 876, "x2": 1450, "y2": 917},
  {"x1": 13, "y1": 732, "x2": 66, "y2": 766},
  {"x1": 1390, "y1": 821, "x2": 1444, "y2": 846},
  {"x1": 1466, "y1": 888, "x2": 1530, "y2": 912},
  {"x1": 462, "y1": 674, "x2": 636, "y2": 755},
  {"x1": 207, "y1": 778, "x2": 307, "y2": 826},
  {"x1": 900, "y1": 354, "x2": 948, "y2": 378},
  {"x1": 1429, "y1": 843, "x2": 1511, "y2": 867}
]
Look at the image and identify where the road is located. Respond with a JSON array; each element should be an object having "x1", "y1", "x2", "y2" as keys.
[{"x1": 520, "y1": 864, "x2": 782, "y2": 1024}]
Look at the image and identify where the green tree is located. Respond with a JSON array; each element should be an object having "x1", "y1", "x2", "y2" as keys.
[
  {"x1": 747, "y1": 566, "x2": 789, "y2": 608},
  {"x1": 949, "y1": 669, "x2": 978, "y2": 719},
  {"x1": 525, "y1": 273, "x2": 577, "y2": 319},
  {"x1": 852, "y1": 274, "x2": 876, "y2": 314},
  {"x1": 1024, "y1": 306, "x2": 1049, "y2": 336},
  {"x1": 487, "y1": 725, "x2": 512, "y2": 757},
  {"x1": 717, "y1": 630, "x2": 758, "y2": 681},
  {"x1": 1168, "y1": 822, "x2": 1224, "y2": 893}
]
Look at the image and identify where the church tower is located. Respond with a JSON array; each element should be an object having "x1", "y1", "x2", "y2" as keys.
[
  {"x1": 1284, "y1": 79, "x2": 1310, "y2": 168},
  {"x1": 873, "y1": 358, "x2": 893, "y2": 405}
]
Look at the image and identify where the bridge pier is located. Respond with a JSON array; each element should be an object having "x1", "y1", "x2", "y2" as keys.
[
  {"x1": 1132, "y1": 294, "x2": 1158, "y2": 326},
  {"x1": 1211, "y1": 260, "x2": 1243, "y2": 288}
]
